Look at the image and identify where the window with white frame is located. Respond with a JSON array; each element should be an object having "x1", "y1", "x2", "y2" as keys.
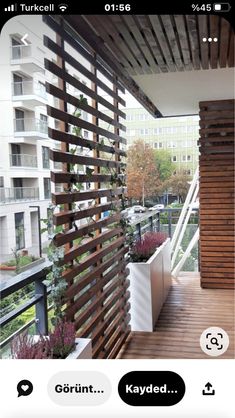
[{"x1": 172, "y1": 156, "x2": 177, "y2": 162}]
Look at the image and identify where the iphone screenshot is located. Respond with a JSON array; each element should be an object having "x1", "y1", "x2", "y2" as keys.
[{"x1": 0, "y1": 1, "x2": 234, "y2": 417}]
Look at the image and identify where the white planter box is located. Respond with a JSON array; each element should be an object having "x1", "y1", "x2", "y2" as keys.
[
  {"x1": 129, "y1": 238, "x2": 171, "y2": 332},
  {"x1": 33, "y1": 336, "x2": 92, "y2": 359},
  {"x1": 66, "y1": 338, "x2": 92, "y2": 359}
]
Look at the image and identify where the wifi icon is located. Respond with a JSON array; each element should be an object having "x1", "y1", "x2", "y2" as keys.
[{"x1": 58, "y1": 4, "x2": 68, "y2": 12}]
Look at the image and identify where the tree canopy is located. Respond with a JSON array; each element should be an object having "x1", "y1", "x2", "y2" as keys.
[{"x1": 126, "y1": 139, "x2": 160, "y2": 203}]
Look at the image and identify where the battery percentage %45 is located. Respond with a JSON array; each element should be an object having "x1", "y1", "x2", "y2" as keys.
[{"x1": 191, "y1": 4, "x2": 212, "y2": 11}]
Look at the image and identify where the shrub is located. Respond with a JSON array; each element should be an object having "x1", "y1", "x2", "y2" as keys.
[
  {"x1": 10, "y1": 321, "x2": 76, "y2": 359},
  {"x1": 130, "y1": 231, "x2": 168, "y2": 262}
]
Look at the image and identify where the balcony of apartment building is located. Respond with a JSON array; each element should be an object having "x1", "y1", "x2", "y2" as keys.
[
  {"x1": 12, "y1": 76, "x2": 47, "y2": 110},
  {"x1": 0, "y1": 15, "x2": 234, "y2": 360},
  {"x1": 0, "y1": 178, "x2": 39, "y2": 204},
  {"x1": 13, "y1": 109, "x2": 48, "y2": 141},
  {"x1": 9, "y1": 143, "x2": 38, "y2": 169},
  {"x1": 10, "y1": 39, "x2": 44, "y2": 74}
]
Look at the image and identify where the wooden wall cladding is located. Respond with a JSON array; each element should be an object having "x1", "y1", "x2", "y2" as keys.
[
  {"x1": 43, "y1": 16, "x2": 130, "y2": 358},
  {"x1": 199, "y1": 99, "x2": 234, "y2": 289}
]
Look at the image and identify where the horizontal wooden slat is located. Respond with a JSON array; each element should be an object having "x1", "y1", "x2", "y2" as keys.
[
  {"x1": 55, "y1": 213, "x2": 121, "y2": 247},
  {"x1": 93, "y1": 312, "x2": 130, "y2": 358},
  {"x1": 53, "y1": 202, "x2": 118, "y2": 226},
  {"x1": 66, "y1": 264, "x2": 127, "y2": 319},
  {"x1": 92, "y1": 300, "x2": 130, "y2": 345},
  {"x1": 47, "y1": 103, "x2": 126, "y2": 144},
  {"x1": 51, "y1": 171, "x2": 125, "y2": 184},
  {"x1": 63, "y1": 236, "x2": 125, "y2": 281},
  {"x1": 63, "y1": 227, "x2": 122, "y2": 263},
  {"x1": 46, "y1": 84, "x2": 126, "y2": 132},
  {"x1": 48, "y1": 128, "x2": 126, "y2": 157},
  {"x1": 45, "y1": 59, "x2": 126, "y2": 120},
  {"x1": 74, "y1": 280, "x2": 129, "y2": 330},
  {"x1": 66, "y1": 247, "x2": 128, "y2": 300},
  {"x1": 44, "y1": 36, "x2": 126, "y2": 106},
  {"x1": 52, "y1": 187, "x2": 126, "y2": 206},
  {"x1": 51, "y1": 148, "x2": 122, "y2": 167}
]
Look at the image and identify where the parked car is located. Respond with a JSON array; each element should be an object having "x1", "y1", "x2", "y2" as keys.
[
  {"x1": 149, "y1": 204, "x2": 165, "y2": 210},
  {"x1": 132, "y1": 205, "x2": 146, "y2": 213}
]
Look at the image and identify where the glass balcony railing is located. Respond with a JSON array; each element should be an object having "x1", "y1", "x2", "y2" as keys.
[
  {"x1": 11, "y1": 44, "x2": 32, "y2": 60},
  {"x1": 10, "y1": 154, "x2": 38, "y2": 168},
  {"x1": 14, "y1": 118, "x2": 48, "y2": 135},
  {"x1": 0, "y1": 187, "x2": 39, "y2": 203},
  {"x1": 12, "y1": 81, "x2": 46, "y2": 99}
]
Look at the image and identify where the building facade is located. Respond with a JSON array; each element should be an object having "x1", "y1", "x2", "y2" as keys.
[
  {"x1": 0, "y1": 16, "x2": 92, "y2": 260},
  {"x1": 125, "y1": 108, "x2": 199, "y2": 176}
]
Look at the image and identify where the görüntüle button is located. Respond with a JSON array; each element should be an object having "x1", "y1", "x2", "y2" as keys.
[{"x1": 118, "y1": 371, "x2": 185, "y2": 406}]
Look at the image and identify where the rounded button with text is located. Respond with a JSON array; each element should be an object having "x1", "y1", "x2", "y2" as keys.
[
  {"x1": 118, "y1": 371, "x2": 185, "y2": 406},
  {"x1": 48, "y1": 372, "x2": 112, "y2": 406}
]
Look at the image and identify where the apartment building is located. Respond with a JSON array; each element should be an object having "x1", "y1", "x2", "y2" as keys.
[
  {"x1": 0, "y1": 16, "x2": 92, "y2": 260},
  {"x1": 125, "y1": 108, "x2": 199, "y2": 176}
]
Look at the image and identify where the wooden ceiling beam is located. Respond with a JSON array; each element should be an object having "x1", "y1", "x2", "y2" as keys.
[
  {"x1": 219, "y1": 18, "x2": 230, "y2": 68},
  {"x1": 198, "y1": 15, "x2": 209, "y2": 70}
]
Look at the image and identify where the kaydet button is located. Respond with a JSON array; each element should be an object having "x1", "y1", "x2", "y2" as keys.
[{"x1": 118, "y1": 371, "x2": 185, "y2": 406}]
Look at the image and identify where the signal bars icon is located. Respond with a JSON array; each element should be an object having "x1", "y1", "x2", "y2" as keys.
[
  {"x1": 58, "y1": 4, "x2": 68, "y2": 12},
  {"x1": 4, "y1": 4, "x2": 17, "y2": 11}
]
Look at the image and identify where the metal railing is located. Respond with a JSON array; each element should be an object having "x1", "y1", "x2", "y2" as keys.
[
  {"x1": 10, "y1": 154, "x2": 38, "y2": 168},
  {"x1": 0, "y1": 261, "x2": 52, "y2": 352},
  {"x1": 129, "y1": 210, "x2": 160, "y2": 240},
  {"x1": 12, "y1": 81, "x2": 46, "y2": 98},
  {"x1": 14, "y1": 118, "x2": 48, "y2": 134},
  {"x1": 0, "y1": 187, "x2": 39, "y2": 203}
]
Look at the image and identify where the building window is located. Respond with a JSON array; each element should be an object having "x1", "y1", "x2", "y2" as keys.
[
  {"x1": 172, "y1": 156, "x2": 177, "y2": 162},
  {"x1": 42, "y1": 146, "x2": 50, "y2": 169},
  {"x1": 15, "y1": 212, "x2": 25, "y2": 250},
  {"x1": 83, "y1": 130, "x2": 89, "y2": 139},
  {"x1": 0, "y1": 176, "x2": 4, "y2": 187},
  {"x1": 159, "y1": 142, "x2": 163, "y2": 148},
  {"x1": 43, "y1": 178, "x2": 51, "y2": 199},
  {"x1": 140, "y1": 128, "x2": 148, "y2": 135},
  {"x1": 182, "y1": 155, "x2": 186, "y2": 162},
  {"x1": 167, "y1": 141, "x2": 176, "y2": 148},
  {"x1": 187, "y1": 155, "x2": 192, "y2": 161},
  {"x1": 154, "y1": 142, "x2": 158, "y2": 149}
]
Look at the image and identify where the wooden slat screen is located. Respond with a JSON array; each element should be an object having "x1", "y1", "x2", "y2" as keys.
[
  {"x1": 199, "y1": 99, "x2": 234, "y2": 289},
  {"x1": 43, "y1": 16, "x2": 130, "y2": 358}
]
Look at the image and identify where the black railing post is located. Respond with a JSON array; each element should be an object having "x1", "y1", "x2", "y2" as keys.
[
  {"x1": 168, "y1": 210, "x2": 172, "y2": 238},
  {"x1": 136, "y1": 222, "x2": 141, "y2": 240},
  {"x1": 149, "y1": 215, "x2": 153, "y2": 232},
  {"x1": 157, "y1": 211, "x2": 160, "y2": 232},
  {"x1": 35, "y1": 279, "x2": 48, "y2": 335}
]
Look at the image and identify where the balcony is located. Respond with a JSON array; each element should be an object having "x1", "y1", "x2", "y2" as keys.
[
  {"x1": 10, "y1": 154, "x2": 38, "y2": 168},
  {"x1": 0, "y1": 187, "x2": 39, "y2": 203},
  {"x1": 10, "y1": 44, "x2": 44, "y2": 73},
  {"x1": 12, "y1": 81, "x2": 47, "y2": 109},
  {"x1": 14, "y1": 118, "x2": 48, "y2": 140}
]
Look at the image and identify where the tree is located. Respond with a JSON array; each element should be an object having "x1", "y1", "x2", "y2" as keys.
[
  {"x1": 127, "y1": 139, "x2": 160, "y2": 204},
  {"x1": 166, "y1": 170, "x2": 190, "y2": 203},
  {"x1": 154, "y1": 150, "x2": 174, "y2": 182}
]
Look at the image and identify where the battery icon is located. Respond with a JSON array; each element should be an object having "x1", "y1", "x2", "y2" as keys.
[{"x1": 213, "y1": 3, "x2": 231, "y2": 11}]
